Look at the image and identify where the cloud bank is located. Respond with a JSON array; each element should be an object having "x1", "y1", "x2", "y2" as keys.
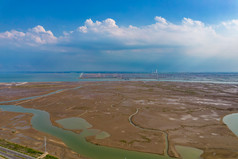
[
  {"x1": 1, "y1": 16, "x2": 238, "y2": 58},
  {"x1": 0, "y1": 17, "x2": 238, "y2": 72}
]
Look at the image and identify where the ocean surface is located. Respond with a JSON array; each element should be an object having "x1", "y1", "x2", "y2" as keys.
[{"x1": 0, "y1": 72, "x2": 238, "y2": 84}]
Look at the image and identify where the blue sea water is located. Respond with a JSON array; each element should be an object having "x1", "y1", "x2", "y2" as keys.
[{"x1": 0, "y1": 72, "x2": 238, "y2": 84}]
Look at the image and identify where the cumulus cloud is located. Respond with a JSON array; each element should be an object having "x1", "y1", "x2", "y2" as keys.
[
  {"x1": 78, "y1": 18, "x2": 118, "y2": 34},
  {"x1": 0, "y1": 25, "x2": 57, "y2": 46}
]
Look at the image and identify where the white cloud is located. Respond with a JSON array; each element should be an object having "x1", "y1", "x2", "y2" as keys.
[
  {"x1": 0, "y1": 25, "x2": 57, "y2": 46},
  {"x1": 155, "y1": 16, "x2": 168, "y2": 24},
  {"x1": 64, "y1": 17, "x2": 238, "y2": 58},
  {"x1": 0, "y1": 17, "x2": 238, "y2": 58},
  {"x1": 222, "y1": 19, "x2": 238, "y2": 29},
  {"x1": 77, "y1": 18, "x2": 121, "y2": 37},
  {"x1": 0, "y1": 30, "x2": 25, "y2": 39}
]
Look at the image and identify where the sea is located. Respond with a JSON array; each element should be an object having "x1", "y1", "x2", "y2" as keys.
[{"x1": 0, "y1": 72, "x2": 238, "y2": 84}]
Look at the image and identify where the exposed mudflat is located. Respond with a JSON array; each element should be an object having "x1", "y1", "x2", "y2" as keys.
[{"x1": 0, "y1": 81, "x2": 238, "y2": 159}]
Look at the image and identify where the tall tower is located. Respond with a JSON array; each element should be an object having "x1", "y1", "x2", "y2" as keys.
[
  {"x1": 155, "y1": 69, "x2": 158, "y2": 79},
  {"x1": 44, "y1": 136, "x2": 47, "y2": 153}
]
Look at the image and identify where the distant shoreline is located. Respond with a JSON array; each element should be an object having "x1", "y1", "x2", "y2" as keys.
[{"x1": 0, "y1": 72, "x2": 238, "y2": 84}]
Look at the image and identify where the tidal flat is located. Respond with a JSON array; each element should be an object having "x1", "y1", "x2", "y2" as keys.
[{"x1": 0, "y1": 81, "x2": 238, "y2": 159}]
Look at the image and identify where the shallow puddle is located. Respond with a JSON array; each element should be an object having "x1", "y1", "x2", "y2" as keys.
[
  {"x1": 223, "y1": 113, "x2": 238, "y2": 136},
  {"x1": 176, "y1": 146, "x2": 203, "y2": 159},
  {"x1": 56, "y1": 117, "x2": 92, "y2": 130},
  {"x1": 95, "y1": 131, "x2": 110, "y2": 139},
  {"x1": 56, "y1": 117, "x2": 110, "y2": 139}
]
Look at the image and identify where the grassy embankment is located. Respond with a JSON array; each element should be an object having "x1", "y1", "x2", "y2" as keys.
[{"x1": 0, "y1": 139, "x2": 58, "y2": 159}]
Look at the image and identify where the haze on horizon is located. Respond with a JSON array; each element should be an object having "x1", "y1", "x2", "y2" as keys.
[{"x1": 0, "y1": 0, "x2": 238, "y2": 72}]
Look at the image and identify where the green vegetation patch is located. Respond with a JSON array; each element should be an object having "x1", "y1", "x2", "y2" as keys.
[
  {"x1": 0, "y1": 154, "x2": 7, "y2": 159},
  {"x1": 119, "y1": 140, "x2": 127, "y2": 143},
  {"x1": 44, "y1": 154, "x2": 58, "y2": 159}
]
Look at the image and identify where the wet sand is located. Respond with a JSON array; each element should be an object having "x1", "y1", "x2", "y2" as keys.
[{"x1": 0, "y1": 81, "x2": 238, "y2": 158}]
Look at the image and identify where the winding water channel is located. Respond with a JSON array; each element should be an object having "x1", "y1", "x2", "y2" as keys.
[
  {"x1": 0, "y1": 86, "x2": 203, "y2": 159},
  {"x1": 128, "y1": 108, "x2": 169, "y2": 156}
]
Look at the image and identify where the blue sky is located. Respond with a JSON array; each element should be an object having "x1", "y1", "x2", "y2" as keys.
[{"x1": 0, "y1": 0, "x2": 238, "y2": 72}]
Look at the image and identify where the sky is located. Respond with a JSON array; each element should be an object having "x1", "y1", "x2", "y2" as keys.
[{"x1": 0, "y1": 0, "x2": 238, "y2": 72}]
